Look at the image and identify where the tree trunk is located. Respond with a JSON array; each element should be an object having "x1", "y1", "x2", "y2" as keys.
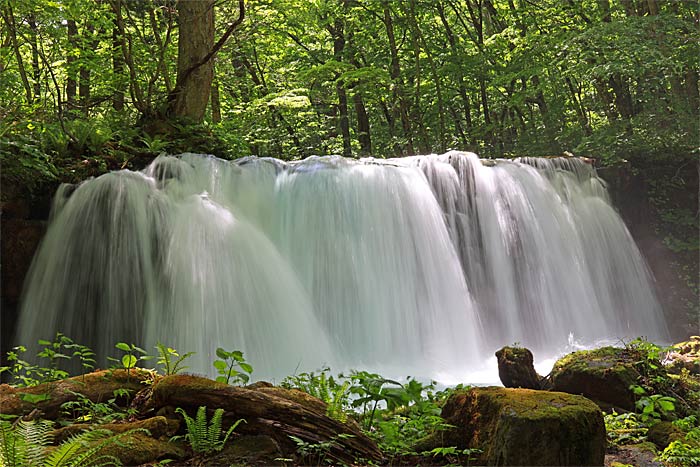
[
  {"x1": 353, "y1": 93, "x2": 371, "y2": 155},
  {"x1": 112, "y1": 3, "x2": 124, "y2": 111},
  {"x1": 170, "y1": 0, "x2": 215, "y2": 122},
  {"x1": 383, "y1": 2, "x2": 413, "y2": 155},
  {"x1": 211, "y1": 79, "x2": 222, "y2": 123},
  {"x1": 66, "y1": 20, "x2": 78, "y2": 108}
]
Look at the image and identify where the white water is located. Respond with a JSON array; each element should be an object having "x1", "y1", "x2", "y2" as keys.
[{"x1": 17, "y1": 151, "x2": 668, "y2": 382}]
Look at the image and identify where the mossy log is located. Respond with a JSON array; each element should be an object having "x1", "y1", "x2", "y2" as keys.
[
  {"x1": 0, "y1": 369, "x2": 152, "y2": 419},
  {"x1": 150, "y1": 374, "x2": 383, "y2": 464}
]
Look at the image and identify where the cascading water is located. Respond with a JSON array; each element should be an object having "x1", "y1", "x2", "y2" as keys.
[{"x1": 16, "y1": 151, "x2": 668, "y2": 382}]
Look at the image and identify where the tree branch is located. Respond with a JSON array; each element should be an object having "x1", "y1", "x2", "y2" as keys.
[{"x1": 181, "y1": 0, "x2": 245, "y2": 84}]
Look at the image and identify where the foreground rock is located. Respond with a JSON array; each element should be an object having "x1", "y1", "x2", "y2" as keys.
[
  {"x1": 415, "y1": 387, "x2": 605, "y2": 466},
  {"x1": 549, "y1": 347, "x2": 641, "y2": 411},
  {"x1": 495, "y1": 346, "x2": 543, "y2": 389},
  {"x1": 150, "y1": 374, "x2": 383, "y2": 464}
]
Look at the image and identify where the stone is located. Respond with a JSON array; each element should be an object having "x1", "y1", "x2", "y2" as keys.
[
  {"x1": 415, "y1": 387, "x2": 605, "y2": 466},
  {"x1": 549, "y1": 347, "x2": 641, "y2": 411},
  {"x1": 495, "y1": 346, "x2": 543, "y2": 389}
]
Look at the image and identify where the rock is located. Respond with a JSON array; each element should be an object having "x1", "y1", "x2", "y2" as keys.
[
  {"x1": 647, "y1": 421, "x2": 685, "y2": 450},
  {"x1": 665, "y1": 336, "x2": 700, "y2": 375},
  {"x1": 415, "y1": 387, "x2": 605, "y2": 466},
  {"x1": 495, "y1": 346, "x2": 543, "y2": 389},
  {"x1": 0, "y1": 219, "x2": 45, "y2": 305},
  {"x1": 0, "y1": 368, "x2": 154, "y2": 419},
  {"x1": 549, "y1": 347, "x2": 641, "y2": 411},
  {"x1": 150, "y1": 374, "x2": 383, "y2": 464}
]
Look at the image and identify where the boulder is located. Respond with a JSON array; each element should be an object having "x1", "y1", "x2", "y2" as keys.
[
  {"x1": 495, "y1": 346, "x2": 543, "y2": 389},
  {"x1": 415, "y1": 387, "x2": 605, "y2": 466},
  {"x1": 93, "y1": 432, "x2": 185, "y2": 466},
  {"x1": 549, "y1": 347, "x2": 640, "y2": 411}
]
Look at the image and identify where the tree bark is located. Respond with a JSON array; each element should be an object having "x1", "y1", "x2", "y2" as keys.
[
  {"x1": 66, "y1": 20, "x2": 78, "y2": 108},
  {"x1": 353, "y1": 92, "x2": 371, "y2": 155},
  {"x1": 170, "y1": 0, "x2": 215, "y2": 122}
]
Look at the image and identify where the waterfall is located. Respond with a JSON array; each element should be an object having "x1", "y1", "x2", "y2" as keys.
[{"x1": 16, "y1": 151, "x2": 667, "y2": 381}]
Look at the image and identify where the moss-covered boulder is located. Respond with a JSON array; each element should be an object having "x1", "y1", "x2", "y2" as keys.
[
  {"x1": 495, "y1": 346, "x2": 543, "y2": 389},
  {"x1": 52, "y1": 415, "x2": 179, "y2": 444},
  {"x1": 416, "y1": 387, "x2": 605, "y2": 466},
  {"x1": 549, "y1": 347, "x2": 641, "y2": 411}
]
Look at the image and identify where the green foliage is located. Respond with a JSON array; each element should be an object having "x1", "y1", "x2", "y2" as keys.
[
  {"x1": 0, "y1": 334, "x2": 95, "y2": 387},
  {"x1": 0, "y1": 418, "x2": 146, "y2": 467},
  {"x1": 422, "y1": 446, "x2": 483, "y2": 466},
  {"x1": 109, "y1": 342, "x2": 150, "y2": 378},
  {"x1": 282, "y1": 368, "x2": 351, "y2": 422},
  {"x1": 154, "y1": 343, "x2": 194, "y2": 376},
  {"x1": 173, "y1": 406, "x2": 244, "y2": 455},
  {"x1": 658, "y1": 440, "x2": 700, "y2": 467},
  {"x1": 212, "y1": 348, "x2": 253, "y2": 385},
  {"x1": 60, "y1": 389, "x2": 135, "y2": 424},
  {"x1": 604, "y1": 410, "x2": 648, "y2": 446},
  {"x1": 289, "y1": 433, "x2": 354, "y2": 466}
]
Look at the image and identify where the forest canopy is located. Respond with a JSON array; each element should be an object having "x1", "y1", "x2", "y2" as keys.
[{"x1": 1, "y1": 0, "x2": 698, "y2": 188}]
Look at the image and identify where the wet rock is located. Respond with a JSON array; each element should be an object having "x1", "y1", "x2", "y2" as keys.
[
  {"x1": 549, "y1": 347, "x2": 640, "y2": 411},
  {"x1": 415, "y1": 387, "x2": 605, "y2": 466},
  {"x1": 496, "y1": 346, "x2": 543, "y2": 389},
  {"x1": 647, "y1": 421, "x2": 685, "y2": 450}
]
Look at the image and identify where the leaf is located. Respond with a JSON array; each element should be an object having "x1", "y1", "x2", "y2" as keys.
[
  {"x1": 115, "y1": 343, "x2": 131, "y2": 352},
  {"x1": 122, "y1": 355, "x2": 137, "y2": 369},
  {"x1": 215, "y1": 348, "x2": 228, "y2": 359},
  {"x1": 239, "y1": 363, "x2": 253, "y2": 374}
]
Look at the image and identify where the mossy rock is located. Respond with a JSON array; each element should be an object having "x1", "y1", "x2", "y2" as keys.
[
  {"x1": 415, "y1": 387, "x2": 605, "y2": 466},
  {"x1": 495, "y1": 346, "x2": 543, "y2": 389},
  {"x1": 647, "y1": 421, "x2": 686, "y2": 450},
  {"x1": 549, "y1": 347, "x2": 641, "y2": 411}
]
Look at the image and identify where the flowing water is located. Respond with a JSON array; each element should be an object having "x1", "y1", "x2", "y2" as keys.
[{"x1": 16, "y1": 151, "x2": 668, "y2": 382}]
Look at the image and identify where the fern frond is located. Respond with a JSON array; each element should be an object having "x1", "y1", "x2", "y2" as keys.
[
  {"x1": 208, "y1": 408, "x2": 224, "y2": 449},
  {"x1": 19, "y1": 419, "x2": 53, "y2": 467},
  {"x1": 0, "y1": 420, "x2": 26, "y2": 467},
  {"x1": 220, "y1": 418, "x2": 245, "y2": 449}
]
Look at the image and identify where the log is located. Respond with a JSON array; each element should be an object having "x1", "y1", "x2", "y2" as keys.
[
  {"x1": 0, "y1": 368, "x2": 153, "y2": 419},
  {"x1": 151, "y1": 374, "x2": 383, "y2": 464}
]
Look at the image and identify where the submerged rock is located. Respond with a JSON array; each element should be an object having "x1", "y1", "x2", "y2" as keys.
[
  {"x1": 549, "y1": 347, "x2": 641, "y2": 411},
  {"x1": 415, "y1": 387, "x2": 605, "y2": 466},
  {"x1": 495, "y1": 346, "x2": 543, "y2": 389}
]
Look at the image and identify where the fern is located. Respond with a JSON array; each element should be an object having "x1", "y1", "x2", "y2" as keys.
[
  {"x1": 174, "y1": 406, "x2": 244, "y2": 455},
  {"x1": 0, "y1": 419, "x2": 53, "y2": 467},
  {"x1": 0, "y1": 418, "x2": 147, "y2": 467}
]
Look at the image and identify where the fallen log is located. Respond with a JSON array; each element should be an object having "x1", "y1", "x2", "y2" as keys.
[
  {"x1": 0, "y1": 369, "x2": 153, "y2": 419},
  {"x1": 151, "y1": 374, "x2": 383, "y2": 464}
]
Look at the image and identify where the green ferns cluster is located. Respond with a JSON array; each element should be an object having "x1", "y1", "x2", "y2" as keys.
[
  {"x1": 173, "y1": 406, "x2": 244, "y2": 455},
  {"x1": 0, "y1": 419, "x2": 146, "y2": 467}
]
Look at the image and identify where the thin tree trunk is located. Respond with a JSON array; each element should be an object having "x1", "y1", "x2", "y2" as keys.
[
  {"x1": 67, "y1": 20, "x2": 78, "y2": 108},
  {"x1": 353, "y1": 93, "x2": 371, "y2": 155},
  {"x1": 2, "y1": 4, "x2": 33, "y2": 105}
]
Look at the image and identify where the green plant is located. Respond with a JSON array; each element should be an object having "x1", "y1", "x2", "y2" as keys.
[
  {"x1": 212, "y1": 348, "x2": 253, "y2": 385},
  {"x1": 172, "y1": 406, "x2": 244, "y2": 455},
  {"x1": 631, "y1": 385, "x2": 676, "y2": 422},
  {"x1": 0, "y1": 418, "x2": 147, "y2": 467},
  {"x1": 289, "y1": 433, "x2": 354, "y2": 466},
  {"x1": 282, "y1": 368, "x2": 351, "y2": 422},
  {"x1": 604, "y1": 410, "x2": 648, "y2": 446},
  {"x1": 658, "y1": 440, "x2": 700, "y2": 467},
  {"x1": 154, "y1": 343, "x2": 194, "y2": 376},
  {"x1": 423, "y1": 446, "x2": 482, "y2": 466},
  {"x1": 140, "y1": 134, "x2": 169, "y2": 154},
  {"x1": 109, "y1": 343, "x2": 150, "y2": 379},
  {"x1": 60, "y1": 389, "x2": 135, "y2": 424}
]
